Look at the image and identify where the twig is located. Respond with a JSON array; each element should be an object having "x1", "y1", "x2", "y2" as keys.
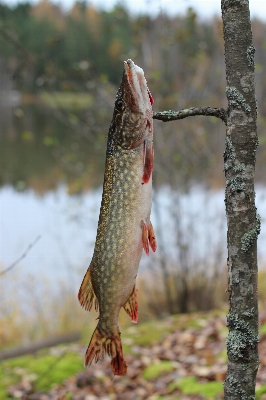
[
  {"x1": 153, "y1": 107, "x2": 227, "y2": 124},
  {"x1": 0, "y1": 235, "x2": 41, "y2": 276}
]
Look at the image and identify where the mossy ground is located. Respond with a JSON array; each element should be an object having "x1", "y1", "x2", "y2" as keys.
[
  {"x1": 168, "y1": 376, "x2": 223, "y2": 398},
  {"x1": 256, "y1": 385, "x2": 266, "y2": 398},
  {"x1": 142, "y1": 360, "x2": 174, "y2": 380},
  {"x1": 1, "y1": 309, "x2": 266, "y2": 399},
  {"x1": 0, "y1": 349, "x2": 82, "y2": 399}
]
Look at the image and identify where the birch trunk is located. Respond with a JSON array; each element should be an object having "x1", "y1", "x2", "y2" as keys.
[{"x1": 221, "y1": 1, "x2": 260, "y2": 398}]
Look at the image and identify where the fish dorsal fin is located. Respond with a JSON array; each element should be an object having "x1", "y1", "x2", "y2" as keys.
[
  {"x1": 78, "y1": 266, "x2": 99, "y2": 312},
  {"x1": 123, "y1": 284, "x2": 138, "y2": 323}
]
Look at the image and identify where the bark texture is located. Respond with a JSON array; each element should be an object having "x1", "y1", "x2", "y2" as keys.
[
  {"x1": 153, "y1": 107, "x2": 227, "y2": 123},
  {"x1": 221, "y1": 1, "x2": 260, "y2": 398}
]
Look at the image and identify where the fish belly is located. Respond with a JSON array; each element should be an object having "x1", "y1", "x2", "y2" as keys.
[{"x1": 91, "y1": 145, "x2": 152, "y2": 309}]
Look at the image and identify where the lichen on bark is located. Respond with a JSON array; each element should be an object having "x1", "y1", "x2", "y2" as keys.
[
  {"x1": 226, "y1": 86, "x2": 251, "y2": 112},
  {"x1": 247, "y1": 45, "x2": 256, "y2": 68},
  {"x1": 241, "y1": 213, "x2": 261, "y2": 252},
  {"x1": 221, "y1": 0, "x2": 259, "y2": 398}
]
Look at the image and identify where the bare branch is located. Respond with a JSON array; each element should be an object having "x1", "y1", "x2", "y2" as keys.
[
  {"x1": 0, "y1": 235, "x2": 41, "y2": 277},
  {"x1": 153, "y1": 107, "x2": 227, "y2": 124}
]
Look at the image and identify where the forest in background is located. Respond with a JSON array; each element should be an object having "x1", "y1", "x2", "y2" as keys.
[
  {"x1": 0, "y1": 1, "x2": 226, "y2": 90},
  {"x1": 0, "y1": 0, "x2": 266, "y2": 192}
]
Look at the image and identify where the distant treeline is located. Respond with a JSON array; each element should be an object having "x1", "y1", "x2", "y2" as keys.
[
  {"x1": 1, "y1": 1, "x2": 266, "y2": 188},
  {"x1": 0, "y1": 1, "x2": 223, "y2": 92},
  {"x1": 1, "y1": 2, "x2": 266, "y2": 109}
]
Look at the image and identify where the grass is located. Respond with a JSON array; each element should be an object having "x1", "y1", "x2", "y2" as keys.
[
  {"x1": 124, "y1": 319, "x2": 170, "y2": 348},
  {"x1": 257, "y1": 385, "x2": 266, "y2": 398},
  {"x1": 168, "y1": 376, "x2": 224, "y2": 398},
  {"x1": 259, "y1": 323, "x2": 266, "y2": 335},
  {"x1": 142, "y1": 360, "x2": 174, "y2": 380},
  {"x1": 0, "y1": 348, "x2": 82, "y2": 399}
]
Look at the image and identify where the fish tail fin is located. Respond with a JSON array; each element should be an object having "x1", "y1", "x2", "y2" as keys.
[
  {"x1": 78, "y1": 266, "x2": 99, "y2": 312},
  {"x1": 85, "y1": 324, "x2": 127, "y2": 376}
]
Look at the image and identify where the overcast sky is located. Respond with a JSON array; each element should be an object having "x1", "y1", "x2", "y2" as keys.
[{"x1": 2, "y1": 0, "x2": 266, "y2": 20}]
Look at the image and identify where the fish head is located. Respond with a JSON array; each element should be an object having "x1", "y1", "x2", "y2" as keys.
[{"x1": 111, "y1": 59, "x2": 154, "y2": 150}]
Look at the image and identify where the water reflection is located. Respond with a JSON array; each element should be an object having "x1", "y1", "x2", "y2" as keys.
[{"x1": 0, "y1": 102, "x2": 108, "y2": 192}]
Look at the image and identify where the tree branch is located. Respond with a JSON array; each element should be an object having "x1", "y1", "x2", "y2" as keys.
[
  {"x1": 0, "y1": 235, "x2": 41, "y2": 277},
  {"x1": 153, "y1": 107, "x2": 227, "y2": 124}
]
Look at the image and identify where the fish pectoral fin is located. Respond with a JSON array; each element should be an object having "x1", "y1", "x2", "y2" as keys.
[
  {"x1": 78, "y1": 266, "x2": 99, "y2": 312},
  {"x1": 142, "y1": 220, "x2": 157, "y2": 255},
  {"x1": 148, "y1": 220, "x2": 157, "y2": 252},
  {"x1": 142, "y1": 140, "x2": 154, "y2": 184},
  {"x1": 142, "y1": 220, "x2": 150, "y2": 256},
  {"x1": 123, "y1": 284, "x2": 138, "y2": 323}
]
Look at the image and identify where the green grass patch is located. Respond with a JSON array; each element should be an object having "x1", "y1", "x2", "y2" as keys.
[
  {"x1": 123, "y1": 319, "x2": 169, "y2": 349},
  {"x1": 168, "y1": 376, "x2": 223, "y2": 398},
  {"x1": 40, "y1": 92, "x2": 95, "y2": 109},
  {"x1": 142, "y1": 360, "x2": 174, "y2": 380},
  {"x1": 216, "y1": 348, "x2": 227, "y2": 362},
  {"x1": 0, "y1": 349, "x2": 83, "y2": 399},
  {"x1": 256, "y1": 385, "x2": 266, "y2": 398},
  {"x1": 259, "y1": 323, "x2": 266, "y2": 335},
  {"x1": 131, "y1": 321, "x2": 166, "y2": 346}
]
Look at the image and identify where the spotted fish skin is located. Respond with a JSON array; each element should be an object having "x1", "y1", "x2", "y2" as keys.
[{"x1": 78, "y1": 59, "x2": 156, "y2": 376}]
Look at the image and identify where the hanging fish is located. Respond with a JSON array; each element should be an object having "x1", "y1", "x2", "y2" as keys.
[{"x1": 78, "y1": 59, "x2": 156, "y2": 376}]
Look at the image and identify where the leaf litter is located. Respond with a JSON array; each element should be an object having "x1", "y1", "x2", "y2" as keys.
[{"x1": 6, "y1": 312, "x2": 266, "y2": 399}]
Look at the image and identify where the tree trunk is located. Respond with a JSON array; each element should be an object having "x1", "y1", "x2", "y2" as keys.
[
  {"x1": 221, "y1": 1, "x2": 260, "y2": 398},
  {"x1": 153, "y1": 0, "x2": 260, "y2": 393}
]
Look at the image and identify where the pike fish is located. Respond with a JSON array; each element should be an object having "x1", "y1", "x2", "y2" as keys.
[{"x1": 78, "y1": 59, "x2": 156, "y2": 376}]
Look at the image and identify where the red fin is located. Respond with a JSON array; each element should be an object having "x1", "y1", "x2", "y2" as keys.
[
  {"x1": 142, "y1": 141, "x2": 154, "y2": 184},
  {"x1": 148, "y1": 221, "x2": 157, "y2": 252},
  {"x1": 123, "y1": 285, "x2": 138, "y2": 323},
  {"x1": 147, "y1": 87, "x2": 154, "y2": 105},
  {"x1": 78, "y1": 266, "x2": 99, "y2": 312},
  {"x1": 142, "y1": 220, "x2": 150, "y2": 256},
  {"x1": 85, "y1": 324, "x2": 127, "y2": 376}
]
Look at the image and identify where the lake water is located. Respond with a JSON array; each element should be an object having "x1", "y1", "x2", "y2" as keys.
[
  {"x1": 1, "y1": 184, "x2": 266, "y2": 307},
  {"x1": 1, "y1": 101, "x2": 266, "y2": 321}
]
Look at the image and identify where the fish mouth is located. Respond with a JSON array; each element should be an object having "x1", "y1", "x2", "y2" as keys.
[{"x1": 124, "y1": 59, "x2": 154, "y2": 110}]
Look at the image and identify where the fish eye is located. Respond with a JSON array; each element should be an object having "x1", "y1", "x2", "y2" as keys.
[{"x1": 116, "y1": 99, "x2": 123, "y2": 109}]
